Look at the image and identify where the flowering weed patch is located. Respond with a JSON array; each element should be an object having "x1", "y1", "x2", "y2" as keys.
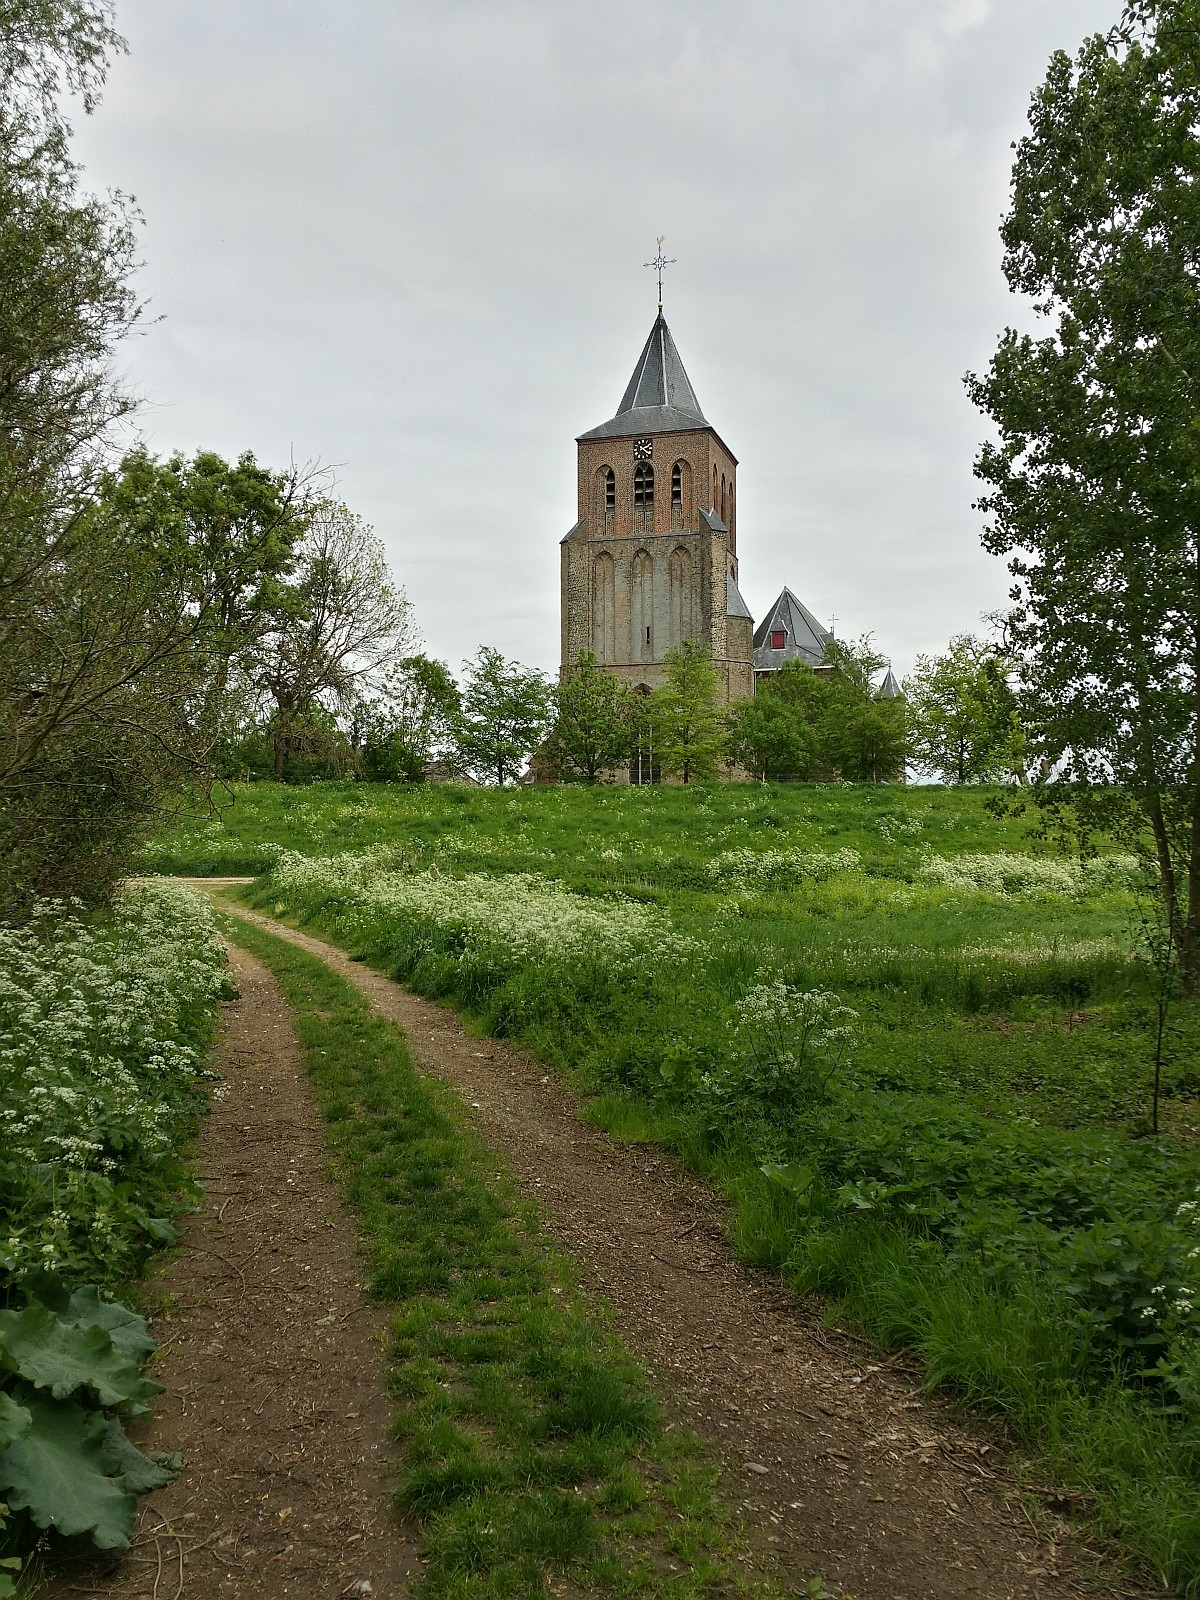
[
  {"x1": 917, "y1": 849, "x2": 1143, "y2": 897},
  {"x1": 1, "y1": 882, "x2": 229, "y2": 1290},
  {"x1": 0, "y1": 882, "x2": 228, "y2": 1577},
  {"x1": 269, "y1": 848, "x2": 695, "y2": 977}
]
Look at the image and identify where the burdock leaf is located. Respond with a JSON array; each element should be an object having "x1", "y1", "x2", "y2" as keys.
[
  {"x1": 101, "y1": 1417, "x2": 180, "y2": 1493},
  {"x1": 0, "y1": 1303, "x2": 150, "y2": 1407},
  {"x1": 65, "y1": 1288, "x2": 156, "y2": 1364},
  {"x1": 0, "y1": 1390, "x2": 31, "y2": 1449},
  {"x1": 0, "y1": 1392, "x2": 136, "y2": 1549}
]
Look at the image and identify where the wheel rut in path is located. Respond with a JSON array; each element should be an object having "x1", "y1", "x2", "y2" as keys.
[
  {"x1": 40, "y1": 943, "x2": 419, "y2": 1600},
  {"x1": 213, "y1": 898, "x2": 1119, "y2": 1600}
]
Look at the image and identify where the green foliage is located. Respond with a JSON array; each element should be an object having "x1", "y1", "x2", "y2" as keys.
[
  {"x1": 454, "y1": 646, "x2": 554, "y2": 785},
  {"x1": 904, "y1": 634, "x2": 1025, "y2": 783},
  {"x1": 0, "y1": 1, "x2": 123, "y2": 121},
  {"x1": 726, "y1": 662, "x2": 824, "y2": 781},
  {"x1": 0, "y1": 882, "x2": 226, "y2": 1570},
  {"x1": 701, "y1": 981, "x2": 858, "y2": 1114},
  {"x1": 728, "y1": 642, "x2": 904, "y2": 784},
  {"x1": 228, "y1": 917, "x2": 804, "y2": 1599},
  {"x1": 0, "y1": 1285, "x2": 179, "y2": 1559},
  {"x1": 647, "y1": 642, "x2": 726, "y2": 783},
  {"x1": 818, "y1": 637, "x2": 906, "y2": 782},
  {"x1": 0, "y1": 882, "x2": 228, "y2": 1291},
  {"x1": 547, "y1": 651, "x2": 633, "y2": 782},
  {"x1": 359, "y1": 654, "x2": 461, "y2": 782},
  {"x1": 226, "y1": 778, "x2": 1200, "y2": 1584},
  {"x1": 967, "y1": 1, "x2": 1200, "y2": 987}
]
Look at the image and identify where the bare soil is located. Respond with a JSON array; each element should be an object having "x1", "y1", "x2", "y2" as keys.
[
  {"x1": 40, "y1": 942, "x2": 419, "y2": 1600},
  {"x1": 207, "y1": 898, "x2": 1132, "y2": 1600}
]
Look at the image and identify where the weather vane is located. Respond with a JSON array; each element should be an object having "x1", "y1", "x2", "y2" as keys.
[{"x1": 644, "y1": 235, "x2": 675, "y2": 311}]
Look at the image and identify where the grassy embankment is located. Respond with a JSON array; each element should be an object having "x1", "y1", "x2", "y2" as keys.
[
  {"x1": 224, "y1": 914, "x2": 814, "y2": 1600},
  {"x1": 151, "y1": 780, "x2": 1200, "y2": 1590}
]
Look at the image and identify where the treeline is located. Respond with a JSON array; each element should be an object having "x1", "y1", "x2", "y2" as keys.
[{"x1": 234, "y1": 623, "x2": 1027, "y2": 793}]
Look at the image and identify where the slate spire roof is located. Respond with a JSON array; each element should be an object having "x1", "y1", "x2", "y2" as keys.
[
  {"x1": 578, "y1": 312, "x2": 710, "y2": 442},
  {"x1": 752, "y1": 587, "x2": 832, "y2": 672}
]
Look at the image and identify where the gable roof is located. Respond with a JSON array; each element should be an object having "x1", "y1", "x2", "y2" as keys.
[
  {"x1": 752, "y1": 586, "x2": 832, "y2": 671},
  {"x1": 578, "y1": 312, "x2": 711, "y2": 442}
]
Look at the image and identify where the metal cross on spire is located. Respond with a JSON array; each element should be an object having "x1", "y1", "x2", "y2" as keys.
[{"x1": 644, "y1": 235, "x2": 675, "y2": 312}]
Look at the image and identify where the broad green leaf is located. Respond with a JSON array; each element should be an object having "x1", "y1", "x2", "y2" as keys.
[
  {"x1": 66, "y1": 1288, "x2": 156, "y2": 1364},
  {"x1": 0, "y1": 1393, "x2": 30, "y2": 1450},
  {"x1": 0, "y1": 1303, "x2": 153, "y2": 1408},
  {"x1": 101, "y1": 1418, "x2": 180, "y2": 1494},
  {"x1": 0, "y1": 1392, "x2": 136, "y2": 1549},
  {"x1": 760, "y1": 1161, "x2": 815, "y2": 1201}
]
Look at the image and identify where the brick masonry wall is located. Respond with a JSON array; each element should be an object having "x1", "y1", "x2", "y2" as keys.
[{"x1": 563, "y1": 423, "x2": 752, "y2": 701}]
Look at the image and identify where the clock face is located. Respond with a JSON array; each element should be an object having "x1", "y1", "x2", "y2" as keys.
[{"x1": 633, "y1": 437, "x2": 653, "y2": 462}]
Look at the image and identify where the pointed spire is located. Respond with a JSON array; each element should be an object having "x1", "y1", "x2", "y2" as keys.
[
  {"x1": 578, "y1": 312, "x2": 708, "y2": 442},
  {"x1": 617, "y1": 312, "x2": 705, "y2": 419}
]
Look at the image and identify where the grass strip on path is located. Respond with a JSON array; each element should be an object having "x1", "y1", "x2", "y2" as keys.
[{"x1": 221, "y1": 914, "x2": 817, "y2": 1600}]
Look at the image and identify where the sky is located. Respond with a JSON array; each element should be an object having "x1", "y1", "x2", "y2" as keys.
[{"x1": 71, "y1": 0, "x2": 1119, "y2": 683}]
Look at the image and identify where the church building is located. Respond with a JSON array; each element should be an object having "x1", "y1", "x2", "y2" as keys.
[{"x1": 560, "y1": 310, "x2": 755, "y2": 701}]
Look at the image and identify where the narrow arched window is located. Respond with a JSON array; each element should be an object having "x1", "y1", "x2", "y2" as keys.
[
  {"x1": 634, "y1": 463, "x2": 654, "y2": 530},
  {"x1": 604, "y1": 467, "x2": 615, "y2": 515},
  {"x1": 721, "y1": 472, "x2": 727, "y2": 525},
  {"x1": 712, "y1": 465, "x2": 718, "y2": 508},
  {"x1": 671, "y1": 463, "x2": 682, "y2": 508}
]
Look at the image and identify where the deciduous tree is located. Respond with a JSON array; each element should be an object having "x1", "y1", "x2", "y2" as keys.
[
  {"x1": 453, "y1": 647, "x2": 553, "y2": 786},
  {"x1": 649, "y1": 642, "x2": 726, "y2": 784},
  {"x1": 252, "y1": 500, "x2": 415, "y2": 781},
  {"x1": 967, "y1": 0, "x2": 1200, "y2": 989},
  {"x1": 726, "y1": 661, "x2": 824, "y2": 782},
  {"x1": 547, "y1": 651, "x2": 633, "y2": 782},
  {"x1": 904, "y1": 634, "x2": 1025, "y2": 784},
  {"x1": 819, "y1": 637, "x2": 906, "y2": 784},
  {"x1": 358, "y1": 654, "x2": 461, "y2": 782}
]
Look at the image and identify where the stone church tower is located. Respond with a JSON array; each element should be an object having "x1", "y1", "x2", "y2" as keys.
[{"x1": 560, "y1": 310, "x2": 754, "y2": 702}]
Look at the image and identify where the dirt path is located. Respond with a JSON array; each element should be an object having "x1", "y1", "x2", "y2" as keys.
[
  {"x1": 209, "y1": 896, "x2": 1123, "y2": 1600},
  {"x1": 42, "y1": 943, "x2": 419, "y2": 1600}
]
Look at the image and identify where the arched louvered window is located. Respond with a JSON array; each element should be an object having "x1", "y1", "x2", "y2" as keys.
[
  {"x1": 671, "y1": 463, "x2": 682, "y2": 507},
  {"x1": 604, "y1": 467, "x2": 615, "y2": 515},
  {"x1": 633, "y1": 463, "x2": 654, "y2": 530},
  {"x1": 721, "y1": 473, "x2": 727, "y2": 525},
  {"x1": 712, "y1": 464, "x2": 718, "y2": 509}
]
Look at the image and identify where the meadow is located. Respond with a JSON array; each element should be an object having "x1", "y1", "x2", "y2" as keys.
[{"x1": 152, "y1": 779, "x2": 1200, "y2": 1589}]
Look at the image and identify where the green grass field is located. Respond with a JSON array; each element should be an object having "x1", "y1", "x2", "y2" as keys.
[{"x1": 150, "y1": 780, "x2": 1200, "y2": 1590}]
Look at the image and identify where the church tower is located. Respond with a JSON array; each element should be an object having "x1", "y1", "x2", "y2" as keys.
[{"x1": 560, "y1": 310, "x2": 754, "y2": 702}]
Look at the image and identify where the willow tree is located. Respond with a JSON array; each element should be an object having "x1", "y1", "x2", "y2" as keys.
[{"x1": 967, "y1": 0, "x2": 1200, "y2": 991}]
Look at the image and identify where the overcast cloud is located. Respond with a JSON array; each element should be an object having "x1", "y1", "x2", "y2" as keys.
[{"x1": 71, "y1": 0, "x2": 1119, "y2": 681}]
